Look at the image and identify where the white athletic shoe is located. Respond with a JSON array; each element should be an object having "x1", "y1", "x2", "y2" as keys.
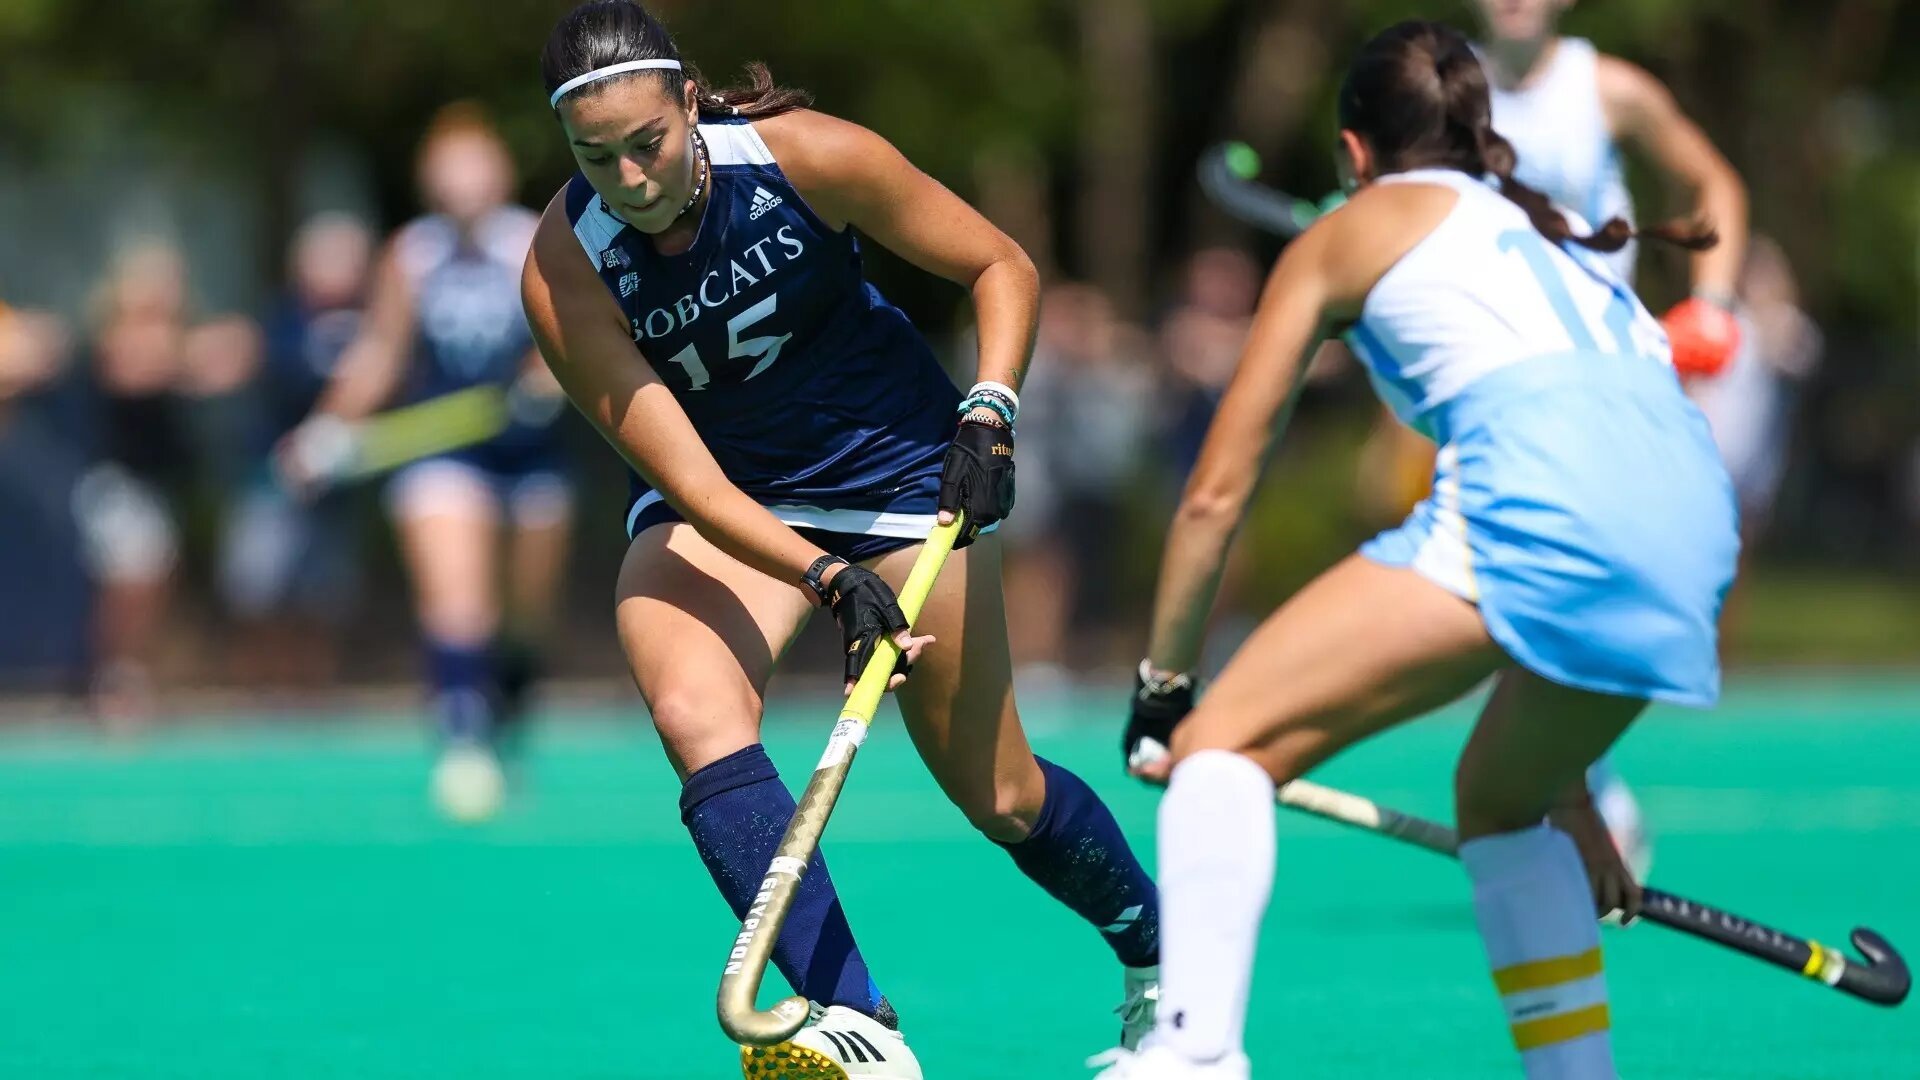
[
  {"x1": 1118, "y1": 965, "x2": 1161, "y2": 1050},
  {"x1": 431, "y1": 741, "x2": 505, "y2": 824},
  {"x1": 740, "y1": 1004, "x2": 922, "y2": 1080},
  {"x1": 1088, "y1": 1044, "x2": 1250, "y2": 1079}
]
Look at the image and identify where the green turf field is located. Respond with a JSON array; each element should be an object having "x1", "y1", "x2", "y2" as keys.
[{"x1": 2, "y1": 678, "x2": 1915, "y2": 1078}]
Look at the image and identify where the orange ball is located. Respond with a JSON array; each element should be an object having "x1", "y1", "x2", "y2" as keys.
[{"x1": 1660, "y1": 296, "x2": 1742, "y2": 379}]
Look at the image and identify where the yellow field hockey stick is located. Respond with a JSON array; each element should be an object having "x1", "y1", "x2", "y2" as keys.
[
  {"x1": 347, "y1": 385, "x2": 511, "y2": 479},
  {"x1": 285, "y1": 380, "x2": 569, "y2": 492},
  {"x1": 717, "y1": 514, "x2": 966, "y2": 1046}
]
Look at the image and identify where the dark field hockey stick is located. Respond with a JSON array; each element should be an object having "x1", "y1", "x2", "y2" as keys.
[
  {"x1": 716, "y1": 514, "x2": 966, "y2": 1046},
  {"x1": 1197, "y1": 141, "x2": 1327, "y2": 238},
  {"x1": 1277, "y1": 777, "x2": 1910, "y2": 1006}
]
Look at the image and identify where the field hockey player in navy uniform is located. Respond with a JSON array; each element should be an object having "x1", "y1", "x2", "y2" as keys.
[
  {"x1": 283, "y1": 106, "x2": 573, "y2": 821},
  {"x1": 520, "y1": 3, "x2": 1162, "y2": 1076}
]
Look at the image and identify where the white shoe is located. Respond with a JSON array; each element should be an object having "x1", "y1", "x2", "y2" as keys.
[
  {"x1": 1117, "y1": 965, "x2": 1160, "y2": 1050},
  {"x1": 741, "y1": 1004, "x2": 922, "y2": 1080},
  {"x1": 1087, "y1": 1044, "x2": 1250, "y2": 1079},
  {"x1": 431, "y1": 742, "x2": 505, "y2": 824}
]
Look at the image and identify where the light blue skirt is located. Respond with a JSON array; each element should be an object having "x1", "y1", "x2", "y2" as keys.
[{"x1": 1362, "y1": 352, "x2": 1740, "y2": 707}]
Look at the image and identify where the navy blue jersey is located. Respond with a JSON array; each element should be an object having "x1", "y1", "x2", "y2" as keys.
[
  {"x1": 394, "y1": 208, "x2": 560, "y2": 473},
  {"x1": 561, "y1": 118, "x2": 959, "y2": 540},
  {"x1": 256, "y1": 295, "x2": 361, "y2": 454}
]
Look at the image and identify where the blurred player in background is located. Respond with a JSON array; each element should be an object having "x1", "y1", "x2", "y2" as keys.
[
  {"x1": 283, "y1": 106, "x2": 572, "y2": 820},
  {"x1": 525, "y1": 2, "x2": 1163, "y2": 1073},
  {"x1": 0, "y1": 301, "x2": 89, "y2": 689},
  {"x1": 1110, "y1": 21, "x2": 1735, "y2": 1078},
  {"x1": 1472, "y1": 0, "x2": 1751, "y2": 873},
  {"x1": 74, "y1": 241, "x2": 260, "y2": 725},
  {"x1": 1162, "y1": 248, "x2": 1262, "y2": 482},
  {"x1": 1691, "y1": 236, "x2": 1820, "y2": 540},
  {"x1": 1474, "y1": 0, "x2": 1748, "y2": 374},
  {"x1": 0, "y1": 299, "x2": 73, "y2": 517},
  {"x1": 1689, "y1": 236, "x2": 1821, "y2": 648},
  {"x1": 998, "y1": 282, "x2": 1153, "y2": 683},
  {"x1": 221, "y1": 213, "x2": 375, "y2": 688},
  {"x1": 0, "y1": 301, "x2": 69, "y2": 421}
]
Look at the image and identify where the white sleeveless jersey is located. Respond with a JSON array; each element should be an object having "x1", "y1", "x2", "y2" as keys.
[
  {"x1": 1483, "y1": 38, "x2": 1636, "y2": 283},
  {"x1": 1345, "y1": 170, "x2": 1669, "y2": 438}
]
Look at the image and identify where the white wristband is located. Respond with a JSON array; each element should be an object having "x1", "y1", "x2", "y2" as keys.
[
  {"x1": 967, "y1": 380, "x2": 1020, "y2": 418},
  {"x1": 1137, "y1": 658, "x2": 1194, "y2": 695}
]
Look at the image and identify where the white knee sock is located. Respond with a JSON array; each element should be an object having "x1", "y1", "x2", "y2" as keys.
[
  {"x1": 1155, "y1": 749, "x2": 1276, "y2": 1064},
  {"x1": 1460, "y1": 825, "x2": 1616, "y2": 1080}
]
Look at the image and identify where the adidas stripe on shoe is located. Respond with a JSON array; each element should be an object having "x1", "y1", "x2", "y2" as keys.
[{"x1": 740, "y1": 1004, "x2": 922, "y2": 1080}]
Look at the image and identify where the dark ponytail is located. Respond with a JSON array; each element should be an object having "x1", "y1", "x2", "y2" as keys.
[
  {"x1": 1339, "y1": 20, "x2": 1714, "y2": 254},
  {"x1": 541, "y1": 1, "x2": 811, "y2": 119}
]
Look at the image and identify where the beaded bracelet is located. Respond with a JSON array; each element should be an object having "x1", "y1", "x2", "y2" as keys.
[
  {"x1": 958, "y1": 380, "x2": 1019, "y2": 427},
  {"x1": 957, "y1": 394, "x2": 1016, "y2": 427},
  {"x1": 968, "y1": 380, "x2": 1020, "y2": 415}
]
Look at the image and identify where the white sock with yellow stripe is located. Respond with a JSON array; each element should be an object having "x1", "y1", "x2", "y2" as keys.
[{"x1": 1460, "y1": 824, "x2": 1615, "y2": 1079}]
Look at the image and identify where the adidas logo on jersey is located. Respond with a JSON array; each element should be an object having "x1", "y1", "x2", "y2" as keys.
[{"x1": 748, "y1": 185, "x2": 784, "y2": 221}]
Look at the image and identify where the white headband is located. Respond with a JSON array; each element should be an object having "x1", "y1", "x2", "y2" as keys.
[{"x1": 549, "y1": 59, "x2": 683, "y2": 109}]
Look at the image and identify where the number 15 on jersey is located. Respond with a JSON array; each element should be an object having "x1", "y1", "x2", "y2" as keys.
[{"x1": 661, "y1": 293, "x2": 793, "y2": 391}]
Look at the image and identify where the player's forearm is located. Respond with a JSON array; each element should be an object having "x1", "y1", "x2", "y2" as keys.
[
  {"x1": 1145, "y1": 323, "x2": 1312, "y2": 674},
  {"x1": 1690, "y1": 166, "x2": 1748, "y2": 299},
  {"x1": 670, "y1": 482, "x2": 828, "y2": 591},
  {"x1": 1145, "y1": 493, "x2": 1245, "y2": 676},
  {"x1": 966, "y1": 251, "x2": 1040, "y2": 391}
]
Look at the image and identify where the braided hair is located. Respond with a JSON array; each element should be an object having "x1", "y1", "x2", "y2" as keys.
[{"x1": 1337, "y1": 20, "x2": 1714, "y2": 253}]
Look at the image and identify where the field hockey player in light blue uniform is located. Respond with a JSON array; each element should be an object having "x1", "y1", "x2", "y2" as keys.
[
  {"x1": 1105, "y1": 21, "x2": 1738, "y2": 1080},
  {"x1": 1472, "y1": 0, "x2": 1753, "y2": 872}
]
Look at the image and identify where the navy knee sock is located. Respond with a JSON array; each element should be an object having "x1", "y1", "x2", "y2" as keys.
[
  {"x1": 680, "y1": 744, "x2": 888, "y2": 1021},
  {"x1": 491, "y1": 639, "x2": 541, "y2": 738},
  {"x1": 426, "y1": 637, "x2": 496, "y2": 743},
  {"x1": 997, "y1": 757, "x2": 1160, "y2": 968}
]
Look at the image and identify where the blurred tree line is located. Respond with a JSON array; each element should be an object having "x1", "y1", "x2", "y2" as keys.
[
  {"x1": 3, "y1": 0, "x2": 1911, "y2": 334},
  {"x1": 1, "y1": 0, "x2": 1915, "y2": 675}
]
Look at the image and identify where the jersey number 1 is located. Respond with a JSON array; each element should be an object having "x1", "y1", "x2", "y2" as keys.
[
  {"x1": 1498, "y1": 229, "x2": 1652, "y2": 363},
  {"x1": 662, "y1": 293, "x2": 794, "y2": 391}
]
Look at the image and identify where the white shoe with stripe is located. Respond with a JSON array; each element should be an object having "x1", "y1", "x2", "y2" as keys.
[{"x1": 740, "y1": 1005, "x2": 922, "y2": 1080}]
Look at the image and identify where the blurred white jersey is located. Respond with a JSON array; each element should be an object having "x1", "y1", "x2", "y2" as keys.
[
  {"x1": 1344, "y1": 169, "x2": 1669, "y2": 438},
  {"x1": 1484, "y1": 38, "x2": 1636, "y2": 283}
]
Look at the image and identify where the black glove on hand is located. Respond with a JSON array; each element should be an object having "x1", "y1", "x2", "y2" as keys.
[
  {"x1": 938, "y1": 418, "x2": 1015, "y2": 548},
  {"x1": 1124, "y1": 661, "x2": 1197, "y2": 775},
  {"x1": 827, "y1": 565, "x2": 913, "y2": 688}
]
